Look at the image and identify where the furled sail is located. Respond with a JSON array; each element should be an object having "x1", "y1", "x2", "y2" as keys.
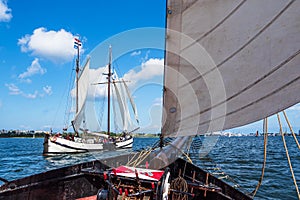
[
  {"x1": 163, "y1": 0, "x2": 300, "y2": 137},
  {"x1": 72, "y1": 58, "x2": 90, "y2": 132}
]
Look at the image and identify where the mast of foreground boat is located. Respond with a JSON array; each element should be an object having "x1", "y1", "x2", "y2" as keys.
[{"x1": 159, "y1": 0, "x2": 170, "y2": 149}]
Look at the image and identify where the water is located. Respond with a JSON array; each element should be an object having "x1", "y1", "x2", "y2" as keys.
[{"x1": 0, "y1": 136, "x2": 299, "y2": 199}]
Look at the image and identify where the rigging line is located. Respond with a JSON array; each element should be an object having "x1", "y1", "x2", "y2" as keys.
[
  {"x1": 282, "y1": 110, "x2": 300, "y2": 150},
  {"x1": 184, "y1": 0, "x2": 296, "y2": 86},
  {"x1": 182, "y1": 137, "x2": 193, "y2": 177},
  {"x1": 97, "y1": 92, "x2": 106, "y2": 130},
  {"x1": 251, "y1": 118, "x2": 268, "y2": 197},
  {"x1": 64, "y1": 60, "x2": 76, "y2": 127},
  {"x1": 165, "y1": 140, "x2": 193, "y2": 164},
  {"x1": 277, "y1": 113, "x2": 300, "y2": 200},
  {"x1": 60, "y1": 56, "x2": 76, "y2": 129},
  {"x1": 133, "y1": 150, "x2": 153, "y2": 167},
  {"x1": 199, "y1": 155, "x2": 248, "y2": 192},
  {"x1": 126, "y1": 147, "x2": 152, "y2": 167},
  {"x1": 176, "y1": 49, "x2": 300, "y2": 127}
]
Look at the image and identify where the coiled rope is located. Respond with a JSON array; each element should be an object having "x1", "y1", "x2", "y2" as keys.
[
  {"x1": 170, "y1": 176, "x2": 188, "y2": 200},
  {"x1": 277, "y1": 113, "x2": 300, "y2": 199}
]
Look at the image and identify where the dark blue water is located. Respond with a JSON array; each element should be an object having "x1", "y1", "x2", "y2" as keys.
[{"x1": 0, "y1": 136, "x2": 299, "y2": 199}]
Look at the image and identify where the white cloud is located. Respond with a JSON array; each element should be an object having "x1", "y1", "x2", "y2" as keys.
[
  {"x1": 70, "y1": 65, "x2": 108, "y2": 99},
  {"x1": 5, "y1": 83, "x2": 51, "y2": 99},
  {"x1": 69, "y1": 58, "x2": 163, "y2": 100},
  {"x1": 130, "y1": 50, "x2": 141, "y2": 56},
  {"x1": 43, "y1": 85, "x2": 52, "y2": 95},
  {"x1": 19, "y1": 78, "x2": 32, "y2": 84},
  {"x1": 24, "y1": 91, "x2": 38, "y2": 99},
  {"x1": 123, "y1": 58, "x2": 164, "y2": 87},
  {"x1": 5, "y1": 83, "x2": 22, "y2": 95},
  {"x1": 18, "y1": 27, "x2": 80, "y2": 63},
  {"x1": 0, "y1": 0, "x2": 12, "y2": 22},
  {"x1": 143, "y1": 50, "x2": 150, "y2": 62},
  {"x1": 88, "y1": 58, "x2": 163, "y2": 98},
  {"x1": 19, "y1": 58, "x2": 46, "y2": 80}
]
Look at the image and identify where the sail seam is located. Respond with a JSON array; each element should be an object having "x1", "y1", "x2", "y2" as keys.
[
  {"x1": 181, "y1": 0, "x2": 201, "y2": 14},
  {"x1": 178, "y1": 74, "x2": 300, "y2": 132},
  {"x1": 183, "y1": 0, "x2": 295, "y2": 88},
  {"x1": 176, "y1": 49, "x2": 300, "y2": 131},
  {"x1": 181, "y1": 0, "x2": 247, "y2": 53},
  {"x1": 181, "y1": 49, "x2": 300, "y2": 122}
]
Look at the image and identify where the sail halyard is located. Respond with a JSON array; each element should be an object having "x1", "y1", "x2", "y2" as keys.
[{"x1": 162, "y1": 0, "x2": 300, "y2": 138}]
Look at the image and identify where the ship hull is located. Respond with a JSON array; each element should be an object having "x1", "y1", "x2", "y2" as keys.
[
  {"x1": 0, "y1": 154, "x2": 252, "y2": 200},
  {"x1": 43, "y1": 134, "x2": 133, "y2": 155}
]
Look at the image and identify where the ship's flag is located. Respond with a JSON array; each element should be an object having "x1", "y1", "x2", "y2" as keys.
[{"x1": 74, "y1": 38, "x2": 82, "y2": 49}]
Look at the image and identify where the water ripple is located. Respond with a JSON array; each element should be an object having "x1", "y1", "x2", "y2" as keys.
[{"x1": 0, "y1": 137, "x2": 299, "y2": 199}]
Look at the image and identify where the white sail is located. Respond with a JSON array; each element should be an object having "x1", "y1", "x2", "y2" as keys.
[
  {"x1": 123, "y1": 80, "x2": 139, "y2": 124},
  {"x1": 73, "y1": 58, "x2": 90, "y2": 132},
  {"x1": 112, "y1": 79, "x2": 134, "y2": 132},
  {"x1": 163, "y1": 0, "x2": 300, "y2": 137}
]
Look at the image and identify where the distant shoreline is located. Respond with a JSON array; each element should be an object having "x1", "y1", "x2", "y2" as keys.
[{"x1": 0, "y1": 133, "x2": 160, "y2": 139}]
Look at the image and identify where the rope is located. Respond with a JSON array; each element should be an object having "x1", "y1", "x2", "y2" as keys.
[
  {"x1": 182, "y1": 137, "x2": 194, "y2": 177},
  {"x1": 170, "y1": 177, "x2": 188, "y2": 200},
  {"x1": 126, "y1": 147, "x2": 154, "y2": 167},
  {"x1": 132, "y1": 149, "x2": 153, "y2": 167},
  {"x1": 251, "y1": 118, "x2": 268, "y2": 197},
  {"x1": 277, "y1": 113, "x2": 300, "y2": 199},
  {"x1": 61, "y1": 58, "x2": 76, "y2": 130},
  {"x1": 166, "y1": 141, "x2": 193, "y2": 164},
  {"x1": 126, "y1": 151, "x2": 144, "y2": 166},
  {"x1": 126, "y1": 138, "x2": 193, "y2": 168},
  {"x1": 282, "y1": 110, "x2": 300, "y2": 150}
]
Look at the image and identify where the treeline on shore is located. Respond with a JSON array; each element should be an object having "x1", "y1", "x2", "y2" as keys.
[
  {"x1": 0, "y1": 131, "x2": 160, "y2": 138},
  {"x1": 0, "y1": 132, "x2": 45, "y2": 138}
]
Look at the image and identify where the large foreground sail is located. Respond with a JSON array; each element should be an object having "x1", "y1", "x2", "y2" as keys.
[{"x1": 163, "y1": 0, "x2": 300, "y2": 137}]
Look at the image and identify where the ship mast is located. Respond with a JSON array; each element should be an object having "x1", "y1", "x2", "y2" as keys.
[
  {"x1": 71, "y1": 38, "x2": 81, "y2": 133},
  {"x1": 107, "y1": 46, "x2": 112, "y2": 135},
  {"x1": 75, "y1": 42, "x2": 80, "y2": 113}
]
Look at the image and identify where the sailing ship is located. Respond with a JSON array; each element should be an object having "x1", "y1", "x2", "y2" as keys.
[
  {"x1": 1, "y1": 0, "x2": 299, "y2": 199},
  {"x1": 43, "y1": 44, "x2": 137, "y2": 155}
]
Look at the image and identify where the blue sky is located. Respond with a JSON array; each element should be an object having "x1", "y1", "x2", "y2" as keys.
[
  {"x1": 1, "y1": 0, "x2": 300, "y2": 134},
  {"x1": 0, "y1": 0, "x2": 166, "y2": 132}
]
